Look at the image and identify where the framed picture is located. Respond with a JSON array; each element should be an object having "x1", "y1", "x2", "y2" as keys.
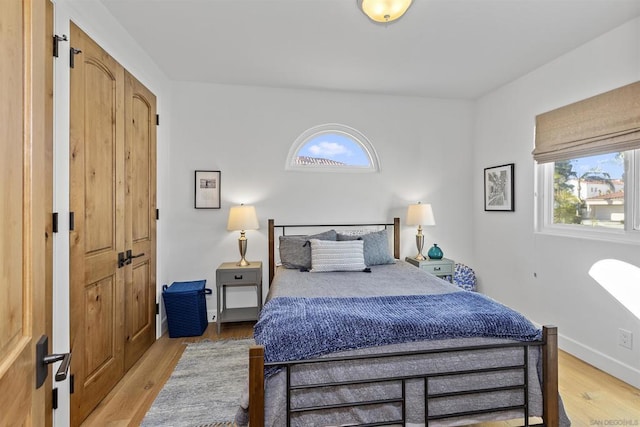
[
  {"x1": 194, "y1": 170, "x2": 221, "y2": 209},
  {"x1": 484, "y1": 163, "x2": 515, "y2": 212}
]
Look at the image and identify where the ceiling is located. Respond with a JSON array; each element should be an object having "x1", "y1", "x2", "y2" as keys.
[{"x1": 98, "y1": 0, "x2": 640, "y2": 99}]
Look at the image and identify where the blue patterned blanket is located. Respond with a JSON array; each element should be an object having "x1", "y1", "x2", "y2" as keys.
[{"x1": 254, "y1": 292, "x2": 541, "y2": 365}]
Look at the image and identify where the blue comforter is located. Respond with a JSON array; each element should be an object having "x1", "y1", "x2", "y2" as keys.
[{"x1": 254, "y1": 292, "x2": 541, "y2": 365}]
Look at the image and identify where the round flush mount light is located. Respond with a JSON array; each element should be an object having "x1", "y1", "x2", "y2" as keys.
[{"x1": 358, "y1": 0, "x2": 413, "y2": 24}]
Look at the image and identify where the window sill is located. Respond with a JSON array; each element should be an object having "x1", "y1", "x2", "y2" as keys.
[{"x1": 535, "y1": 225, "x2": 640, "y2": 245}]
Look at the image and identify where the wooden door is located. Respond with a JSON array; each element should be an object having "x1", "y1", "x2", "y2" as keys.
[
  {"x1": 69, "y1": 23, "x2": 126, "y2": 425},
  {"x1": 69, "y1": 24, "x2": 158, "y2": 424},
  {"x1": 123, "y1": 71, "x2": 157, "y2": 371},
  {"x1": 0, "y1": 0, "x2": 50, "y2": 424}
]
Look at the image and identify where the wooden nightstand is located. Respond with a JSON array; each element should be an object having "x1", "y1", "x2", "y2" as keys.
[
  {"x1": 405, "y1": 256, "x2": 455, "y2": 283},
  {"x1": 215, "y1": 261, "x2": 262, "y2": 334}
]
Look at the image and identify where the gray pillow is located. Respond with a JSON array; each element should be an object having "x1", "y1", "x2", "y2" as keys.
[
  {"x1": 337, "y1": 229, "x2": 395, "y2": 266},
  {"x1": 279, "y1": 229, "x2": 337, "y2": 269}
]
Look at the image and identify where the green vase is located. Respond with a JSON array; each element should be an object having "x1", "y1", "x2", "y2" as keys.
[{"x1": 428, "y1": 243, "x2": 443, "y2": 260}]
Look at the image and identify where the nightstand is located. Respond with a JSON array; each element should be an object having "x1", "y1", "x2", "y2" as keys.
[
  {"x1": 215, "y1": 261, "x2": 262, "y2": 334},
  {"x1": 405, "y1": 256, "x2": 455, "y2": 283}
]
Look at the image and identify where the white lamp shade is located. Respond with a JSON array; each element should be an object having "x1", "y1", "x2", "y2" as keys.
[
  {"x1": 227, "y1": 205, "x2": 259, "y2": 231},
  {"x1": 359, "y1": 0, "x2": 413, "y2": 23},
  {"x1": 406, "y1": 203, "x2": 436, "y2": 226}
]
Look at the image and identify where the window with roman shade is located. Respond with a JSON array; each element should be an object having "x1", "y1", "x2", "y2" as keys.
[
  {"x1": 533, "y1": 80, "x2": 640, "y2": 163},
  {"x1": 534, "y1": 80, "x2": 640, "y2": 237}
]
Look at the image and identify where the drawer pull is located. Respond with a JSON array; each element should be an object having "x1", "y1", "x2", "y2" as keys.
[
  {"x1": 433, "y1": 267, "x2": 441, "y2": 271},
  {"x1": 234, "y1": 274, "x2": 243, "y2": 280}
]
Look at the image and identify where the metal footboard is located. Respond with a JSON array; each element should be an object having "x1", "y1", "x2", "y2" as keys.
[{"x1": 266, "y1": 340, "x2": 545, "y2": 427}]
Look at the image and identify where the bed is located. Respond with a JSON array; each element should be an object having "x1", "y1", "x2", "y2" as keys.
[{"x1": 237, "y1": 218, "x2": 569, "y2": 427}]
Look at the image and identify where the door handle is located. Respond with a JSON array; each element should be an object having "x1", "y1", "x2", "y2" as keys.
[
  {"x1": 118, "y1": 250, "x2": 146, "y2": 268},
  {"x1": 45, "y1": 352, "x2": 72, "y2": 382},
  {"x1": 118, "y1": 251, "x2": 128, "y2": 268},
  {"x1": 128, "y1": 250, "x2": 145, "y2": 260},
  {"x1": 36, "y1": 335, "x2": 72, "y2": 388}
]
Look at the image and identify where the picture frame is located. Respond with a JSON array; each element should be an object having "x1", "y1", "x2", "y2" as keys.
[
  {"x1": 194, "y1": 170, "x2": 221, "y2": 209},
  {"x1": 484, "y1": 163, "x2": 515, "y2": 212}
]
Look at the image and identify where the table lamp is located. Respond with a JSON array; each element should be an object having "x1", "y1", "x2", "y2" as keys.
[
  {"x1": 406, "y1": 202, "x2": 435, "y2": 260},
  {"x1": 227, "y1": 204, "x2": 259, "y2": 266}
]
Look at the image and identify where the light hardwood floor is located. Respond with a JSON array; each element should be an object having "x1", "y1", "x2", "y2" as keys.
[{"x1": 81, "y1": 322, "x2": 640, "y2": 426}]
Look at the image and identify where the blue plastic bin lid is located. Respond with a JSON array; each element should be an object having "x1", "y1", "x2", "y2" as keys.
[{"x1": 163, "y1": 280, "x2": 206, "y2": 294}]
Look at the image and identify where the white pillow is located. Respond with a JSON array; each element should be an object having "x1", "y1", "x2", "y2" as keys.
[{"x1": 309, "y1": 239, "x2": 366, "y2": 272}]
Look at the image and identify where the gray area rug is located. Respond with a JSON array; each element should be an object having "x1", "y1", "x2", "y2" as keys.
[{"x1": 142, "y1": 338, "x2": 254, "y2": 427}]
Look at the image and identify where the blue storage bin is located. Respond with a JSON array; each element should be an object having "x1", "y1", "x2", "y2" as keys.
[{"x1": 162, "y1": 280, "x2": 212, "y2": 338}]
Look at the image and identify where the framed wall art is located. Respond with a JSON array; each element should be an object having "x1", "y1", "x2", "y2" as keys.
[
  {"x1": 484, "y1": 163, "x2": 514, "y2": 212},
  {"x1": 194, "y1": 170, "x2": 221, "y2": 209}
]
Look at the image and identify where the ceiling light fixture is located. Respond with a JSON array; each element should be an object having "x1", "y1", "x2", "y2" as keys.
[{"x1": 358, "y1": 0, "x2": 413, "y2": 24}]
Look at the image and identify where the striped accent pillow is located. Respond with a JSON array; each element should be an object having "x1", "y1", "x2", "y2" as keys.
[{"x1": 309, "y1": 239, "x2": 366, "y2": 272}]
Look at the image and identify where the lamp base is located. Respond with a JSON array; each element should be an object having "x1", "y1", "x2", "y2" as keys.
[
  {"x1": 237, "y1": 233, "x2": 250, "y2": 266},
  {"x1": 237, "y1": 257, "x2": 251, "y2": 267},
  {"x1": 414, "y1": 229, "x2": 425, "y2": 261}
]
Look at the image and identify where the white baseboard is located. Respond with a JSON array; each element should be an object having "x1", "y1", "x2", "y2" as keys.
[
  {"x1": 559, "y1": 333, "x2": 640, "y2": 389},
  {"x1": 158, "y1": 315, "x2": 167, "y2": 338}
]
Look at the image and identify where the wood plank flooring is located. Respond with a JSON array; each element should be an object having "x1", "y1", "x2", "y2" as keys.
[
  {"x1": 80, "y1": 322, "x2": 253, "y2": 426},
  {"x1": 81, "y1": 322, "x2": 640, "y2": 426}
]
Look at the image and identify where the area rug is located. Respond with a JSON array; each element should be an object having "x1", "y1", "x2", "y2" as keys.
[{"x1": 142, "y1": 338, "x2": 254, "y2": 427}]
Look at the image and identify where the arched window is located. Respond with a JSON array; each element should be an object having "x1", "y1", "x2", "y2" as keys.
[{"x1": 286, "y1": 124, "x2": 380, "y2": 172}]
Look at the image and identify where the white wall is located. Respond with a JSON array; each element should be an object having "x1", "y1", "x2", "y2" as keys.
[
  {"x1": 473, "y1": 17, "x2": 640, "y2": 388},
  {"x1": 165, "y1": 82, "x2": 476, "y2": 312}
]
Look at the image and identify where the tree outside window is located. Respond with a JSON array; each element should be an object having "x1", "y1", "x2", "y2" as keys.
[{"x1": 553, "y1": 152, "x2": 625, "y2": 229}]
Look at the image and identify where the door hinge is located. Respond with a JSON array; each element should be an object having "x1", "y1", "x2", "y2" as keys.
[
  {"x1": 52, "y1": 212, "x2": 59, "y2": 233},
  {"x1": 69, "y1": 374, "x2": 75, "y2": 394},
  {"x1": 70, "y1": 47, "x2": 82, "y2": 68},
  {"x1": 156, "y1": 302, "x2": 160, "y2": 315},
  {"x1": 69, "y1": 212, "x2": 75, "y2": 231},
  {"x1": 52, "y1": 388, "x2": 58, "y2": 410},
  {"x1": 53, "y1": 34, "x2": 68, "y2": 58},
  {"x1": 156, "y1": 114, "x2": 159, "y2": 126},
  {"x1": 156, "y1": 208, "x2": 159, "y2": 220}
]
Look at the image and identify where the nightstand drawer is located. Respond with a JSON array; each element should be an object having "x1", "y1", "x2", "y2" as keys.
[
  {"x1": 405, "y1": 257, "x2": 455, "y2": 283},
  {"x1": 217, "y1": 269, "x2": 260, "y2": 284},
  {"x1": 420, "y1": 263, "x2": 453, "y2": 275}
]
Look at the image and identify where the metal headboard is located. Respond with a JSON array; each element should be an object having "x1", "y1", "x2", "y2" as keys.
[{"x1": 267, "y1": 217, "x2": 400, "y2": 284}]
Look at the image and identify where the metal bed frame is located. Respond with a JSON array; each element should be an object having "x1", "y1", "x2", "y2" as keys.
[{"x1": 247, "y1": 218, "x2": 559, "y2": 427}]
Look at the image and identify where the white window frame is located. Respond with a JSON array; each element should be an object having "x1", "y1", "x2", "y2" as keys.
[
  {"x1": 286, "y1": 123, "x2": 380, "y2": 173},
  {"x1": 535, "y1": 149, "x2": 640, "y2": 244}
]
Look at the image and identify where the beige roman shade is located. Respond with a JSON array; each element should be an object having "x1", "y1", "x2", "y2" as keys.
[{"x1": 533, "y1": 80, "x2": 640, "y2": 163}]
